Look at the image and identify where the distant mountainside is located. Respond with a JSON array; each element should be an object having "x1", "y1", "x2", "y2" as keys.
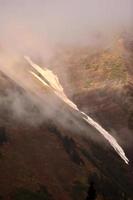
[
  {"x1": 50, "y1": 36, "x2": 133, "y2": 148},
  {"x1": 0, "y1": 36, "x2": 133, "y2": 200}
]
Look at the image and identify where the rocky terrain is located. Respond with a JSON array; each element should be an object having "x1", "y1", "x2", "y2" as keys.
[
  {"x1": 51, "y1": 35, "x2": 133, "y2": 152},
  {"x1": 0, "y1": 35, "x2": 133, "y2": 200}
]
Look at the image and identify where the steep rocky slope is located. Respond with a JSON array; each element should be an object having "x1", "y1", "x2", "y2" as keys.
[
  {"x1": 50, "y1": 36, "x2": 133, "y2": 152},
  {"x1": 0, "y1": 37, "x2": 133, "y2": 200}
]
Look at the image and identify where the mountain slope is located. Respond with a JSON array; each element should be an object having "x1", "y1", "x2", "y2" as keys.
[
  {"x1": 50, "y1": 37, "x2": 133, "y2": 154},
  {"x1": 0, "y1": 68, "x2": 133, "y2": 200}
]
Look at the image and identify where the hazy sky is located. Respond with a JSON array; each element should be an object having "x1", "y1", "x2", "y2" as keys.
[{"x1": 0, "y1": 0, "x2": 132, "y2": 55}]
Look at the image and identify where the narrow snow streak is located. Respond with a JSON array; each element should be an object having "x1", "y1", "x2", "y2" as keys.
[{"x1": 25, "y1": 56, "x2": 129, "y2": 164}]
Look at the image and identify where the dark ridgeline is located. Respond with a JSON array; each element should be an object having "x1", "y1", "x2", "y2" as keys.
[{"x1": 86, "y1": 180, "x2": 97, "y2": 200}]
